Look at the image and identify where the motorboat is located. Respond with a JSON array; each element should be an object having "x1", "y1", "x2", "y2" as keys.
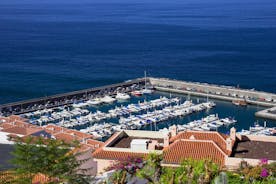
[
  {"x1": 131, "y1": 90, "x2": 143, "y2": 96},
  {"x1": 115, "y1": 93, "x2": 130, "y2": 100},
  {"x1": 142, "y1": 88, "x2": 154, "y2": 94},
  {"x1": 101, "y1": 96, "x2": 116, "y2": 103},
  {"x1": 87, "y1": 98, "x2": 102, "y2": 105},
  {"x1": 232, "y1": 100, "x2": 247, "y2": 106}
]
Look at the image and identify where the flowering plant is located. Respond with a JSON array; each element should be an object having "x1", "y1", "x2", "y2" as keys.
[
  {"x1": 105, "y1": 156, "x2": 144, "y2": 174},
  {"x1": 260, "y1": 168, "x2": 269, "y2": 178},
  {"x1": 260, "y1": 158, "x2": 268, "y2": 165}
]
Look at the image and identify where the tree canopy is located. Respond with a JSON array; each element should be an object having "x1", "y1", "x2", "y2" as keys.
[{"x1": 9, "y1": 136, "x2": 92, "y2": 184}]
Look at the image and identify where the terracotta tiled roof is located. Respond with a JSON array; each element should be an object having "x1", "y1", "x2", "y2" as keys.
[
  {"x1": 64, "y1": 129, "x2": 93, "y2": 139},
  {"x1": 53, "y1": 132, "x2": 80, "y2": 143},
  {"x1": 0, "y1": 120, "x2": 30, "y2": 129},
  {"x1": 0, "y1": 123, "x2": 14, "y2": 130},
  {"x1": 43, "y1": 124, "x2": 64, "y2": 134},
  {"x1": 0, "y1": 115, "x2": 28, "y2": 123},
  {"x1": 2, "y1": 126, "x2": 43, "y2": 136},
  {"x1": 104, "y1": 132, "x2": 120, "y2": 146},
  {"x1": 43, "y1": 124, "x2": 93, "y2": 140},
  {"x1": 92, "y1": 148, "x2": 147, "y2": 160},
  {"x1": 170, "y1": 131, "x2": 229, "y2": 155},
  {"x1": 163, "y1": 139, "x2": 226, "y2": 166},
  {"x1": 86, "y1": 139, "x2": 104, "y2": 150}
]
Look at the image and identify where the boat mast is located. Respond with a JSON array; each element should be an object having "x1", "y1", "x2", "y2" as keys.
[{"x1": 144, "y1": 70, "x2": 147, "y2": 90}]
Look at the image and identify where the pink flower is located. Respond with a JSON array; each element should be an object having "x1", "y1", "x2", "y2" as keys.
[
  {"x1": 260, "y1": 168, "x2": 269, "y2": 178},
  {"x1": 260, "y1": 158, "x2": 268, "y2": 165}
]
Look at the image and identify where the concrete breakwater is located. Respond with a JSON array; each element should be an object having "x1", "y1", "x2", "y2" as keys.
[
  {"x1": 149, "y1": 78, "x2": 276, "y2": 120},
  {"x1": 0, "y1": 78, "x2": 145, "y2": 116},
  {"x1": 255, "y1": 107, "x2": 276, "y2": 121},
  {"x1": 149, "y1": 78, "x2": 276, "y2": 107}
]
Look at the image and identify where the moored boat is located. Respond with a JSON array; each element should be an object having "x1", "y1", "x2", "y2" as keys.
[
  {"x1": 131, "y1": 90, "x2": 143, "y2": 96},
  {"x1": 115, "y1": 93, "x2": 131, "y2": 100},
  {"x1": 101, "y1": 96, "x2": 116, "y2": 103},
  {"x1": 232, "y1": 100, "x2": 247, "y2": 106}
]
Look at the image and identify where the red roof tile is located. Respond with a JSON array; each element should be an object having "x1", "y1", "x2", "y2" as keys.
[
  {"x1": 164, "y1": 139, "x2": 226, "y2": 166},
  {"x1": 53, "y1": 132, "x2": 80, "y2": 143},
  {"x1": 92, "y1": 148, "x2": 147, "y2": 160},
  {"x1": 43, "y1": 124, "x2": 64, "y2": 134},
  {"x1": 170, "y1": 131, "x2": 229, "y2": 155},
  {"x1": 2, "y1": 126, "x2": 43, "y2": 135},
  {"x1": 86, "y1": 139, "x2": 104, "y2": 150},
  {"x1": 64, "y1": 129, "x2": 93, "y2": 139}
]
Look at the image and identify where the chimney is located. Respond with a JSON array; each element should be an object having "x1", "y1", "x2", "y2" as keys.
[
  {"x1": 163, "y1": 133, "x2": 170, "y2": 147},
  {"x1": 226, "y1": 137, "x2": 232, "y2": 152},
  {"x1": 148, "y1": 140, "x2": 158, "y2": 151},
  {"x1": 230, "y1": 127, "x2": 236, "y2": 141},
  {"x1": 170, "y1": 125, "x2": 178, "y2": 137}
]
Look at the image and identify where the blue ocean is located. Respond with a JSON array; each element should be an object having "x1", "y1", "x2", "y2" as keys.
[{"x1": 0, "y1": 0, "x2": 276, "y2": 104}]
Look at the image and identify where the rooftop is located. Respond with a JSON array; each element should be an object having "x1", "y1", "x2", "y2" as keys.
[
  {"x1": 2, "y1": 126, "x2": 43, "y2": 136},
  {"x1": 93, "y1": 129, "x2": 231, "y2": 166},
  {"x1": 170, "y1": 130, "x2": 230, "y2": 155},
  {"x1": 110, "y1": 134, "x2": 163, "y2": 149},
  {"x1": 163, "y1": 139, "x2": 226, "y2": 166},
  {"x1": 232, "y1": 139, "x2": 276, "y2": 160}
]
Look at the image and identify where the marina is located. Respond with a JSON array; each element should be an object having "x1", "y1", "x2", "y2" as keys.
[
  {"x1": 160, "y1": 114, "x2": 237, "y2": 133},
  {"x1": 1, "y1": 77, "x2": 276, "y2": 140},
  {"x1": 238, "y1": 121, "x2": 276, "y2": 136}
]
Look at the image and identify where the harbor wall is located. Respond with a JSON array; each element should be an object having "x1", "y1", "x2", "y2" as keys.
[
  {"x1": 0, "y1": 78, "x2": 145, "y2": 116},
  {"x1": 149, "y1": 77, "x2": 276, "y2": 107},
  {"x1": 255, "y1": 106, "x2": 276, "y2": 121}
]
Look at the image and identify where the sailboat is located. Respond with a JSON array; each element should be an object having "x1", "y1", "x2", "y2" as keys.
[{"x1": 141, "y1": 71, "x2": 154, "y2": 94}]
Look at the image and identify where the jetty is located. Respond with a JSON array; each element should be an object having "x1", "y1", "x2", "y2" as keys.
[
  {"x1": 0, "y1": 78, "x2": 146, "y2": 116},
  {"x1": 255, "y1": 107, "x2": 276, "y2": 121},
  {"x1": 149, "y1": 78, "x2": 276, "y2": 107},
  {"x1": 149, "y1": 78, "x2": 276, "y2": 120}
]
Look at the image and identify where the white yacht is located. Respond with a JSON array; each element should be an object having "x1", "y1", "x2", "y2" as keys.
[
  {"x1": 101, "y1": 95, "x2": 116, "y2": 103},
  {"x1": 142, "y1": 88, "x2": 154, "y2": 94},
  {"x1": 87, "y1": 98, "x2": 102, "y2": 105},
  {"x1": 115, "y1": 93, "x2": 131, "y2": 100}
]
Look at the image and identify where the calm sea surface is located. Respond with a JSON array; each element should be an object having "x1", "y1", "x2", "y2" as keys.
[
  {"x1": 0, "y1": 0, "x2": 276, "y2": 104},
  {"x1": 0, "y1": 0, "x2": 276, "y2": 128}
]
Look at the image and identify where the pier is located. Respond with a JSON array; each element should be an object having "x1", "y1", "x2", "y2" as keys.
[
  {"x1": 149, "y1": 78, "x2": 276, "y2": 121},
  {"x1": 149, "y1": 78, "x2": 276, "y2": 107},
  {"x1": 255, "y1": 107, "x2": 276, "y2": 121},
  {"x1": 0, "y1": 78, "x2": 145, "y2": 116}
]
